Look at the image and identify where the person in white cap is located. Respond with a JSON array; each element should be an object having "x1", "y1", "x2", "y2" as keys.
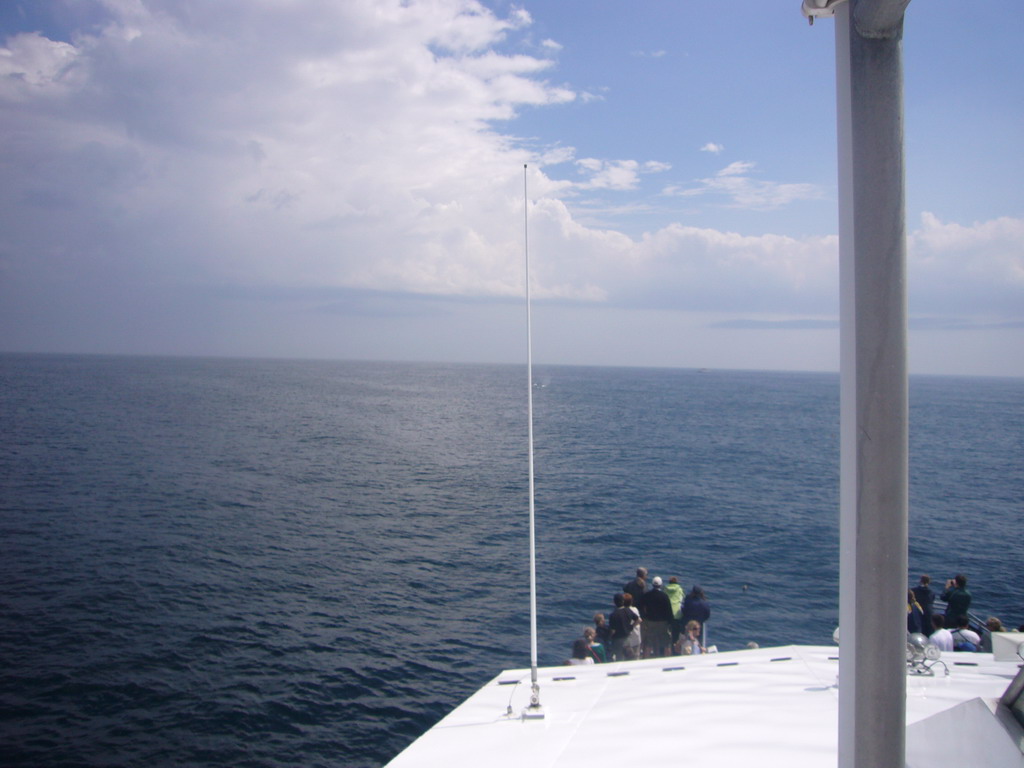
[{"x1": 638, "y1": 576, "x2": 673, "y2": 658}]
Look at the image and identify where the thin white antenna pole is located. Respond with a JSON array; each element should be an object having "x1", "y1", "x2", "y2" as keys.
[{"x1": 523, "y1": 164, "x2": 543, "y2": 719}]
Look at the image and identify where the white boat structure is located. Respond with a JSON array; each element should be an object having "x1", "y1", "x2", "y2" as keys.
[
  {"x1": 387, "y1": 1, "x2": 1024, "y2": 765},
  {"x1": 388, "y1": 641, "x2": 1024, "y2": 767}
]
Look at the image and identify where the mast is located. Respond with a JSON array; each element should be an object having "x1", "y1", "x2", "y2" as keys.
[
  {"x1": 804, "y1": 1, "x2": 911, "y2": 766},
  {"x1": 523, "y1": 164, "x2": 543, "y2": 719}
]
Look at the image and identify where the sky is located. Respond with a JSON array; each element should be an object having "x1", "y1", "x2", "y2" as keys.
[{"x1": 1, "y1": 0, "x2": 1021, "y2": 376}]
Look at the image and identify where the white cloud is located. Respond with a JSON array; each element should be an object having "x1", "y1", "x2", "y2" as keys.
[
  {"x1": 530, "y1": 210, "x2": 1022, "y2": 320},
  {"x1": 573, "y1": 158, "x2": 670, "y2": 191},
  {"x1": 718, "y1": 161, "x2": 755, "y2": 177},
  {"x1": 908, "y1": 212, "x2": 1024, "y2": 315},
  {"x1": 700, "y1": 142, "x2": 724, "y2": 154},
  {"x1": 665, "y1": 161, "x2": 821, "y2": 209},
  {"x1": 0, "y1": 31, "x2": 80, "y2": 93},
  {"x1": 622, "y1": 225, "x2": 839, "y2": 312},
  {"x1": 509, "y1": 8, "x2": 533, "y2": 29},
  {"x1": 574, "y1": 159, "x2": 641, "y2": 190},
  {"x1": 0, "y1": 0, "x2": 578, "y2": 304},
  {"x1": 538, "y1": 145, "x2": 576, "y2": 166}
]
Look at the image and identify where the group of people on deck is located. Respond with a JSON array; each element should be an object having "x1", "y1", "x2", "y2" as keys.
[
  {"x1": 570, "y1": 568, "x2": 1015, "y2": 665},
  {"x1": 908, "y1": 572, "x2": 1010, "y2": 653},
  {"x1": 569, "y1": 567, "x2": 711, "y2": 665}
]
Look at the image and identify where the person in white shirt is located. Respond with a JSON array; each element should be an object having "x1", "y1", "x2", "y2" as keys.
[
  {"x1": 929, "y1": 614, "x2": 954, "y2": 652},
  {"x1": 623, "y1": 592, "x2": 643, "y2": 660},
  {"x1": 950, "y1": 617, "x2": 981, "y2": 651},
  {"x1": 677, "y1": 620, "x2": 707, "y2": 655},
  {"x1": 567, "y1": 638, "x2": 595, "y2": 665}
]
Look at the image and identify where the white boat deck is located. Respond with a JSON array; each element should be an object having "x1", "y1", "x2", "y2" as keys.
[{"x1": 386, "y1": 645, "x2": 1023, "y2": 767}]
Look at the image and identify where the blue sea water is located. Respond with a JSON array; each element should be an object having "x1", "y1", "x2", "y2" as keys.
[{"x1": 0, "y1": 354, "x2": 1021, "y2": 767}]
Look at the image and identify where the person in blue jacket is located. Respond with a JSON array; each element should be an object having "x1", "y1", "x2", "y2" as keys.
[
  {"x1": 681, "y1": 585, "x2": 711, "y2": 631},
  {"x1": 907, "y1": 589, "x2": 925, "y2": 634},
  {"x1": 910, "y1": 574, "x2": 935, "y2": 633}
]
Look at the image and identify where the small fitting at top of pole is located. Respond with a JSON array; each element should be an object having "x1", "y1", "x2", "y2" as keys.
[{"x1": 801, "y1": 0, "x2": 848, "y2": 24}]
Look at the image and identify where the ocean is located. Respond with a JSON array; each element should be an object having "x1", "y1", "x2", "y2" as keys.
[{"x1": 1, "y1": 354, "x2": 1021, "y2": 767}]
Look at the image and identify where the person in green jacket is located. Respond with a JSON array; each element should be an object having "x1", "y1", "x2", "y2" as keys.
[
  {"x1": 664, "y1": 576, "x2": 685, "y2": 647},
  {"x1": 941, "y1": 573, "x2": 972, "y2": 627}
]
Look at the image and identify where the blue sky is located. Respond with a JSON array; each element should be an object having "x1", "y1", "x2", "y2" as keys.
[{"x1": 1, "y1": 0, "x2": 1021, "y2": 375}]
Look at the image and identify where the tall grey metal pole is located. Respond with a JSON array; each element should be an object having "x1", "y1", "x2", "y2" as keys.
[{"x1": 833, "y1": 1, "x2": 911, "y2": 767}]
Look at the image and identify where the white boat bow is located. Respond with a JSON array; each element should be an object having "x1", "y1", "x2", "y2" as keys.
[{"x1": 386, "y1": 645, "x2": 1023, "y2": 767}]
